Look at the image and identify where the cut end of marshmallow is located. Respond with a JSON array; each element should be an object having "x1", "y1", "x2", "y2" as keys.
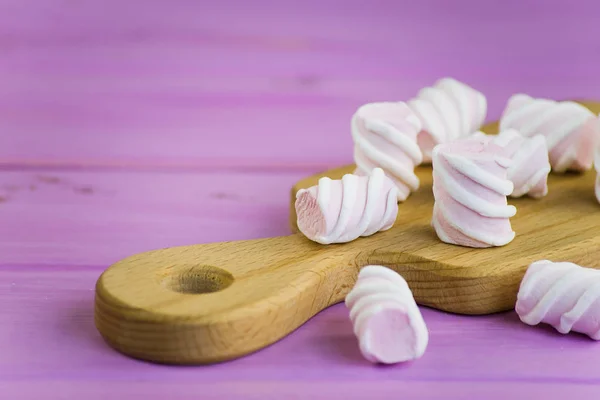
[
  {"x1": 433, "y1": 139, "x2": 501, "y2": 162},
  {"x1": 295, "y1": 187, "x2": 327, "y2": 243},
  {"x1": 358, "y1": 306, "x2": 427, "y2": 364},
  {"x1": 346, "y1": 265, "x2": 429, "y2": 365}
]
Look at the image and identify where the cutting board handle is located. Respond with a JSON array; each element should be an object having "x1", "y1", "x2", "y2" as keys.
[{"x1": 94, "y1": 234, "x2": 361, "y2": 364}]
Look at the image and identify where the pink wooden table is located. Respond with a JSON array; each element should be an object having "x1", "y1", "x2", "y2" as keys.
[{"x1": 2, "y1": 1, "x2": 600, "y2": 398}]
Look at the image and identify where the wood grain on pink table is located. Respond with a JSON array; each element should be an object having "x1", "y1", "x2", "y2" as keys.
[
  {"x1": 2, "y1": 0, "x2": 600, "y2": 399},
  {"x1": 2, "y1": 0, "x2": 600, "y2": 170}
]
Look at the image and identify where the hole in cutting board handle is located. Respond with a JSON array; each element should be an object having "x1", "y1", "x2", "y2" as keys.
[{"x1": 163, "y1": 265, "x2": 234, "y2": 294}]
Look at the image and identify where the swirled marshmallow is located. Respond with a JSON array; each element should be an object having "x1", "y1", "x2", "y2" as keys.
[
  {"x1": 407, "y1": 77, "x2": 487, "y2": 162},
  {"x1": 431, "y1": 140, "x2": 517, "y2": 248},
  {"x1": 345, "y1": 265, "x2": 428, "y2": 364},
  {"x1": 500, "y1": 94, "x2": 600, "y2": 172},
  {"x1": 467, "y1": 129, "x2": 551, "y2": 198},
  {"x1": 516, "y1": 260, "x2": 600, "y2": 340},
  {"x1": 351, "y1": 102, "x2": 423, "y2": 201},
  {"x1": 295, "y1": 168, "x2": 398, "y2": 244}
]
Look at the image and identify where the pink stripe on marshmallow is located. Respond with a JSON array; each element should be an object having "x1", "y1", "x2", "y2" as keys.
[
  {"x1": 295, "y1": 168, "x2": 398, "y2": 244},
  {"x1": 351, "y1": 102, "x2": 423, "y2": 201},
  {"x1": 431, "y1": 139, "x2": 517, "y2": 248},
  {"x1": 345, "y1": 265, "x2": 428, "y2": 364},
  {"x1": 407, "y1": 77, "x2": 487, "y2": 163},
  {"x1": 516, "y1": 260, "x2": 600, "y2": 340},
  {"x1": 500, "y1": 94, "x2": 600, "y2": 173}
]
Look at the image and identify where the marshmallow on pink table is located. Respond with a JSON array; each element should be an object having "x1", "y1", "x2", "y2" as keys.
[
  {"x1": 407, "y1": 77, "x2": 487, "y2": 162},
  {"x1": 431, "y1": 139, "x2": 516, "y2": 248},
  {"x1": 516, "y1": 260, "x2": 600, "y2": 340},
  {"x1": 295, "y1": 168, "x2": 398, "y2": 244},
  {"x1": 500, "y1": 94, "x2": 600, "y2": 173},
  {"x1": 468, "y1": 129, "x2": 551, "y2": 198},
  {"x1": 351, "y1": 102, "x2": 423, "y2": 201},
  {"x1": 345, "y1": 265, "x2": 429, "y2": 364}
]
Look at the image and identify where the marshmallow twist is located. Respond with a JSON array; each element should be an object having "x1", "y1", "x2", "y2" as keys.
[
  {"x1": 500, "y1": 94, "x2": 600, "y2": 172},
  {"x1": 431, "y1": 140, "x2": 516, "y2": 248},
  {"x1": 469, "y1": 129, "x2": 551, "y2": 198},
  {"x1": 295, "y1": 168, "x2": 398, "y2": 245},
  {"x1": 407, "y1": 77, "x2": 487, "y2": 162},
  {"x1": 351, "y1": 102, "x2": 423, "y2": 201},
  {"x1": 345, "y1": 265, "x2": 429, "y2": 364},
  {"x1": 516, "y1": 260, "x2": 600, "y2": 340}
]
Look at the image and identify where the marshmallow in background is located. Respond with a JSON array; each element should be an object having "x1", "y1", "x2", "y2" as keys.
[
  {"x1": 500, "y1": 94, "x2": 600, "y2": 173},
  {"x1": 407, "y1": 77, "x2": 487, "y2": 162},
  {"x1": 351, "y1": 102, "x2": 423, "y2": 201}
]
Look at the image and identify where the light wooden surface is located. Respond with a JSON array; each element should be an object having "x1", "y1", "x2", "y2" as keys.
[{"x1": 95, "y1": 101, "x2": 600, "y2": 366}]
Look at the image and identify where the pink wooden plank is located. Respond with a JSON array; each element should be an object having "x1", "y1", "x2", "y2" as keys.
[
  {"x1": 2, "y1": 264, "x2": 600, "y2": 399},
  {"x1": 1, "y1": 0, "x2": 599, "y2": 168},
  {"x1": 1, "y1": 381, "x2": 600, "y2": 400},
  {"x1": 0, "y1": 169, "x2": 312, "y2": 265}
]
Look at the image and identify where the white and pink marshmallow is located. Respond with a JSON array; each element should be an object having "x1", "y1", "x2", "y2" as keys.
[
  {"x1": 516, "y1": 260, "x2": 600, "y2": 340},
  {"x1": 500, "y1": 94, "x2": 600, "y2": 173},
  {"x1": 431, "y1": 139, "x2": 516, "y2": 248},
  {"x1": 407, "y1": 77, "x2": 487, "y2": 162},
  {"x1": 468, "y1": 129, "x2": 551, "y2": 198},
  {"x1": 345, "y1": 265, "x2": 428, "y2": 364},
  {"x1": 295, "y1": 168, "x2": 398, "y2": 244},
  {"x1": 351, "y1": 102, "x2": 423, "y2": 201}
]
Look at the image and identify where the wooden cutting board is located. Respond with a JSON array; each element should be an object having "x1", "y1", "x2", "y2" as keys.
[{"x1": 95, "y1": 100, "x2": 600, "y2": 365}]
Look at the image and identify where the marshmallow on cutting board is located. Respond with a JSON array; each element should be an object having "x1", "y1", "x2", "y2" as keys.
[
  {"x1": 468, "y1": 129, "x2": 551, "y2": 198},
  {"x1": 345, "y1": 265, "x2": 429, "y2": 364},
  {"x1": 407, "y1": 77, "x2": 487, "y2": 162},
  {"x1": 431, "y1": 139, "x2": 516, "y2": 248},
  {"x1": 295, "y1": 168, "x2": 398, "y2": 244},
  {"x1": 500, "y1": 94, "x2": 600, "y2": 173},
  {"x1": 516, "y1": 260, "x2": 600, "y2": 340},
  {"x1": 351, "y1": 102, "x2": 423, "y2": 201}
]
